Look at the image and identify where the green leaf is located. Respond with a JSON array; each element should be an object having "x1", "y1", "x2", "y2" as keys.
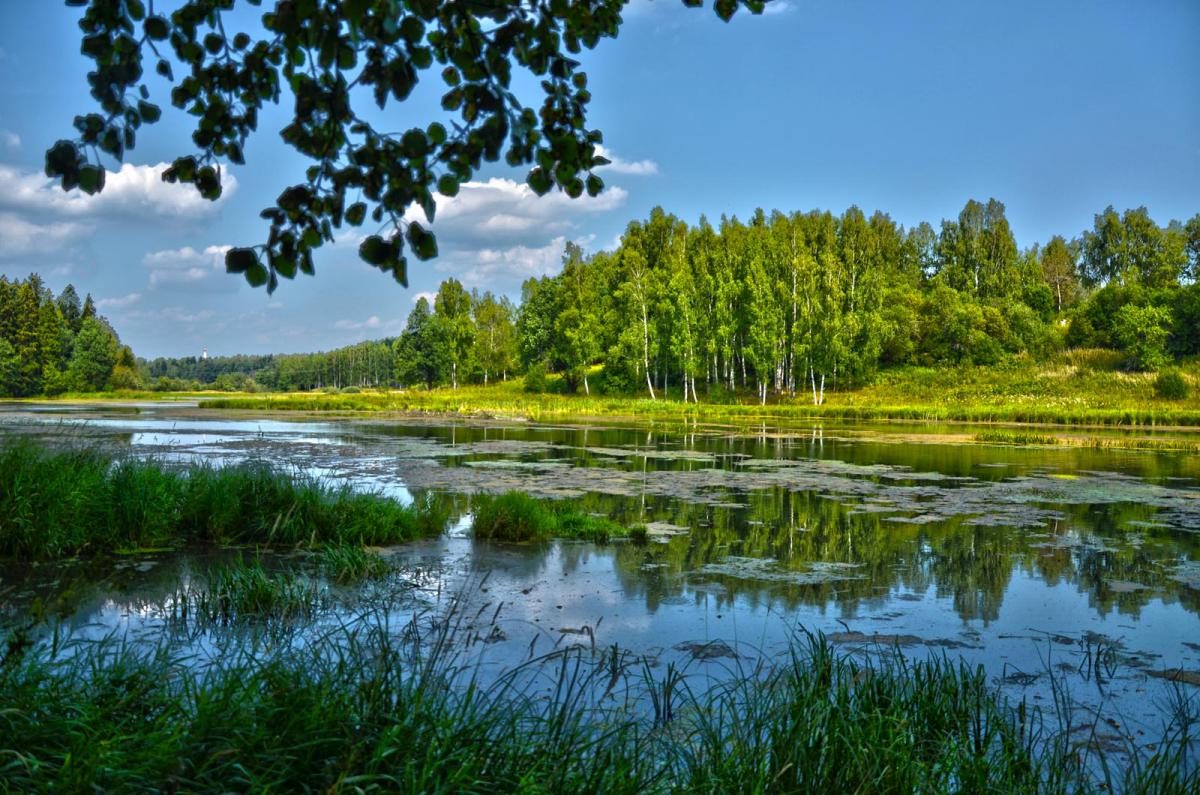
[
  {"x1": 137, "y1": 101, "x2": 161, "y2": 123},
  {"x1": 244, "y1": 262, "x2": 269, "y2": 288},
  {"x1": 527, "y1": 167, "x2": 552, "y2": 196},
  {"x1": 359, "y1": 235, "x2": 390, "y2": 266},
  {"x1": 437, "y1": 175, "x2": 459, "y2": 197},
  {"x1": 143, "y1": 15, "x2": 169, "y2": 40},
  {"x1": 345, "y1": 202, "x2": 367, "y2": 226},
  {"x1": 78, "y1": 165, "x2": 105, "y2": 195},
  {"x1": 406, "y1": 222, "x2": 437, "y2": 260},
  {"x1": 225, "y1": 247, "x2": 259, "y2": 274}
]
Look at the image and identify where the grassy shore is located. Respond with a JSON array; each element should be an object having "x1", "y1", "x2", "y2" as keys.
[
  {"x1": 0, "y1": 442, "x2": 447, "y2": 559},
  {"x1": 3, "y1": 617, "x2": 1195, "y2": 793},
  {"x1": 187, "y1": 351, "x2": 1200, "y2": 429}
]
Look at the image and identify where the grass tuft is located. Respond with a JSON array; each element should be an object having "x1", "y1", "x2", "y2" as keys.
[
  {"x1": 0, "y1": 441, "x2": 448, "y2": 560},
  {"x1": 321, "y1": 543, "x2": 389, "y2": 583},
  {"x1": 180, "y1": 559, "x2": 323, "y2": 625},
  {"x1": 471, "y1": 491, "x2": 629, "y2": 543}
]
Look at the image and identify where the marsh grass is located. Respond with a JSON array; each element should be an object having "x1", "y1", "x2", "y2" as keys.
[
  {"x1": 1, "y1": 617, "x2": 1196, "y2": 794},
  {"x1": 321, "y1": 543, "x2": 389, "y2": 583},
  {"x1": 177, "y1": 559, "x2": 323, "y2": 625},
  {"x1": 471, "y1": 491, "x2": 627, "y2": 543},
  {"x1": 975, "y1": 430, "x2": 1060, "y2": 445},
  {"x1": 0, "y1": 441, "x2": 448, "y2": 560}
]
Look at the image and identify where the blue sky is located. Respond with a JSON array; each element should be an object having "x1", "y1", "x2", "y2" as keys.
[{"x1": 0, "y1": 0, "x2": 1196, "y2": 359}]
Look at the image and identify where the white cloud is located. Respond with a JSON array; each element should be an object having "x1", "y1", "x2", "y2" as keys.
[
  {"x1": 121, "y1": 306, "x2": 218, "y2": 326},
  {"x1": 142, "y1": 244, "x2": 235, "y2": 291},
  {"x1": 595, "y1": 145, "x2": 659, "y2": 176},
  {"x1": 0, "y1": 211, "x2": 86, "y2": 257},
  {"x1": 0, "y1": 162, "x2": 237, "y2": 221},
  {"x1": 398, "y1": 177, "x2": 626, "y2": 291},
  {"x1": 412, "y1": 291, "x2": 437, "y2": 305},
  {"x1": 333, "y1": 315, "x2": 382, "y2": 331},
  {"x1": 444, "y1": 235, "x2": 597, "y2": 289},
  {"x1": 405, "y1": 177, "x2": 626, "y2": 249},
  {"x1": 761, "y1": 0, "x2": 793, "y2": 15},
  {"x1": 0, "y1": 130, "x2": 19, "y2": 150},
  {"x1": 96, "y1": 292, "x2": 142, "y2": 310}
]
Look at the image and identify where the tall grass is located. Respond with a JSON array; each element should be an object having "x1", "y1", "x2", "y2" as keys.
[
  {"x1": 1, "y1": 621, "x2": 1195, "y2": 793},
  {"x1": 177, "y1": 559, "x2": 324, "y2": 625},
  {"x1": 472, "y1": 491, "x2": 627, "y2": 543},
  {"x1": 321, "y1": 543, "x2": 389, "y2": 583},
  {"x1": 0, "y1": 441, "x2": 448, "y2": 560}
]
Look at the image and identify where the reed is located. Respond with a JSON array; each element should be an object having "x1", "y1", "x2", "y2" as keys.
[
  {"x1": 1, "y1": 620, "x2": 1195, "y2": 793},
  {"x1": 0, "y1": 441, "x2": 448, "y2": 560}
]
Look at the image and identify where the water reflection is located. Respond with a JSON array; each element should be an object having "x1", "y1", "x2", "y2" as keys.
[{"x1": 2, "y1": 402, "x2": 1199, "y2": 724}]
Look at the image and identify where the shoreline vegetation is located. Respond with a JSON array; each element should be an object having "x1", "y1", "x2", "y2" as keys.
[
  {"x1": 0, "y1": 443, "x2": 447, "y2": 560},
  {"x1": 4, "y1": 618, "x2": 1197, "y2": 793},
  {"x1": 28, "y1": 352, "x2": 1199, "y2": 432},
  {"x1": 2, "y1": 442, "x2": 1198, "y2": 791}
]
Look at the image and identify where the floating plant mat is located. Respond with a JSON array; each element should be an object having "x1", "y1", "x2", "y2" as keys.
[
  {"x1": 1167, "y1": 562, "x2": 1200, "y2": 590},
  {"x1": 691, "y1": 556, "x2": 866, "y2": 586},
  {"x1": 385, "y1": 452, "x2": 1200, "y2": 532}
]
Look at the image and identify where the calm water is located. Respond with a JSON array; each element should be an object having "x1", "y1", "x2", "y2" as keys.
[{"x1": 2, "y1": 401, "x2": 1199, "y2": 737}]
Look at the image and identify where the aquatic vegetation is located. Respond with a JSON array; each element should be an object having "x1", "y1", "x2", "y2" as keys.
[
  {"x1": 0, "y1": 441, "x2": 448, "y2": 560},
  {"x1": 321, "y1": 543, "x2": 389, "y2": 583},
  {"x1": 975, "y1": 430, "x2": 1060, "y2": 446},
  {"x1": 179, "y1": 559, "x2": 324, "y2": 625},
  {"x1": 471, "y1": 491, "x2": 630, "y2": 543},
  {"x1": 1, "y1": 621, "x2": 1196, "y2": 793},
  {"x1": 692, "y1": 556, "x2": 866, "y2": 586}
]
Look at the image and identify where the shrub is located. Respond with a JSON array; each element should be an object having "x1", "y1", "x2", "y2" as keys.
[
  {"x1": 523, "y1": 361, "x2": 547, "y2": 393},
  {"x1": 340, "y1": 386, "x2": 361, "y2": 394},
  {"x1": 1154, "y1": 369, "x2": 1190, "y2": 400},
  {"x1": 1114, "y1": 304, "x2": 1172, "y2": 371}
]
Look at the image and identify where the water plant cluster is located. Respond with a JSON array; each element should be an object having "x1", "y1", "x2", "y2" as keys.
[
  {"x1": 1, "y1": 616, "x2": 1196, "y2": 793},
  {"x1": 0, "y1": 441, "x2": 448, "y2": 559},
  {"x1": 471, "y1": 490, "x2": 637, "y2": 544}
]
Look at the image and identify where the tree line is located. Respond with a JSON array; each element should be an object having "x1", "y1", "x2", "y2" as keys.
[
  {"x1": 14, "y1": 198, "x2": 1197, "y2": 400},
  {"x1": 508, "y1": 200, "x2": 1198, "y2": 403},
  {"x1": 0, "y1": 274, "x2": 137, "y2": 397},
  {"x1": 140, "y1": 281, "x2": 517, "y2": 393}
]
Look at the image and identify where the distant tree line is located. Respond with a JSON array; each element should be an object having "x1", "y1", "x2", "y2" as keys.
[
  {"x1": 139, "y1": 283, "x2": 517, "y2": 392},
  {"x1": 0, "y1": 274, "x2": 137, "y2": 397},
  {"x1": 24, "y1": 199, "x2": 1195, "y2": 401}
]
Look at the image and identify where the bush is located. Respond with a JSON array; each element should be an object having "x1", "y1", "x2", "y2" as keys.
[
  {"x1": 1154, "y1": 369, "x2": 1190, "y2": 400},
  {"x1": 340, "y1": 386, "x2": 361, "y2": 394},
  {"x1": 523, "y1": 361, "x2": 547, "y2": 393}
]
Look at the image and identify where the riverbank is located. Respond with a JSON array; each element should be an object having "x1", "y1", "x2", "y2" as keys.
[
  {"x1": 6, "y1": 615, "x2": 1195, "y2": 793},
  {"x1": 189, "y1": 355, "x2": 1200, "y2": 429}
]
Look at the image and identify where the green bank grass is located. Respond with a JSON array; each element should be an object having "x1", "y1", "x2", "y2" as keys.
[
  {"x1": 1, "y1": 623, "x2": 1195, "y2": 793},
  {"x1": 472, "y1": 490, "x2": 629, "y2": 543},
  {"x1": 0, "y1": 442, "x2": 447, "y2": 560},
  {"x1": 195, "y1": 352, "x2": 1200, "y2": 429}
]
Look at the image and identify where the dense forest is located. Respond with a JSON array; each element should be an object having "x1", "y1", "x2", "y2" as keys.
[
  {"x1": 0, "y1": 275, "x2": 137, "y2": 397},
  {"x1": 140, "y1": 199, "x2": 1200, "y2": 403}
]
